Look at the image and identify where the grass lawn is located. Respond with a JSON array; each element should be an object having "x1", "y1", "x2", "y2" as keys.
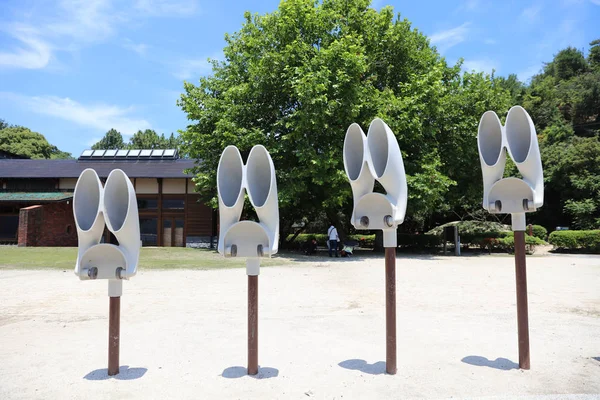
[{"x1": 0, "y1": 246, "x2": 297, "y2": 270}]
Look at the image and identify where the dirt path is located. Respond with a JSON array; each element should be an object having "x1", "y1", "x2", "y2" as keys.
[{"x1": 1, "y1": 254, "x2": 599, "y2": 399}]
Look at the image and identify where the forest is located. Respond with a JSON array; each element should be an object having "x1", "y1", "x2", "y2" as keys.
[
  {"x1": 178, "y1": 0, "x2": 600, "y2": 242},
  {"x1": 2, "y1": 0, "x2": 598, "y2": 242}
]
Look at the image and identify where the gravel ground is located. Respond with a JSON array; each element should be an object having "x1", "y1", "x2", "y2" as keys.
[{"x1": 0, "y1": 253, "x2": 599, "y2": 399}]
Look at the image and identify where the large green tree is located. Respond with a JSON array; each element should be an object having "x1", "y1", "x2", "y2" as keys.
[
  {"x1": 179, "y1": 0, "x2": 511, "y2": 242},
  {"x1": 0, "y1": 126, "x2": 73, "y2": 159},
  {"x1": 129, "y1": 129, "x2": 180, "y2": 149},
  {"x1": 522, "y1": 40, "x2": 600, "y2": 230},
  {"x1": 91, "y1": 129, "x2": 126, "y2": 150}
]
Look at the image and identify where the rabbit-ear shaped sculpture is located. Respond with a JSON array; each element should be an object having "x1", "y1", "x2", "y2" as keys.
[
  {"x1": 343, "y1": 118, "x2": 408, "y2": 247},
  {"x1": 505, "y1": 106, "x2": 544, "y2": 208},
  {"x1": 217, "y1": 145, "x2": 279, "y2": 275},
  {"x1": 73, "y1": 168, "x2": 141, "y2": 293},
  {"x1": 477, "y1": 106, "x2": 543, "y2": 231}
]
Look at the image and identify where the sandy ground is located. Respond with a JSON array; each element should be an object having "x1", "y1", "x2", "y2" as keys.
[{"x1": 1, "y1": 253, "x2": 599, "y2": 400}]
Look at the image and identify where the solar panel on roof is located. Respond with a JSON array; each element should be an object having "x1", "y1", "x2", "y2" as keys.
[
  {"x1": 104, "y1": 149, "x2": 117, "y2": 157},
  {"x1": 151, "y1": 149, "x2": 164, "y2": 156},
  {"x1": 92, "y1": 150, "x2": 106, "y2": 157},
  {"x1": 164, "y1": 149, "x2": 176, "y2": 156},
  {"x1": 128, "y1": 150, "x2": 141, "y2": 157},
  {"x1": 140, "y1": 149, "x2": 152, "y2": 157},
  {"x1": 81, "y1": 150, "x2": 94, "y2": 157},
  {"x1": 116, "y1": 150, "x2": 129, "y2": 156}
]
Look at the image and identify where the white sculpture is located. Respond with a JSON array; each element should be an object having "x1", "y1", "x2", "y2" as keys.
[
  {"x1": 477, "y1": 106, "x2": 544, "y2": 230},
  {"x1": 73, "y1": 168, "x2": 141, "y2": 296},
  {"x1": 217, "y1": 145, "x2": 279, "y2": 275},
  {"x1": 343, "y1": 118, "x2": 408, "y2": 247}
]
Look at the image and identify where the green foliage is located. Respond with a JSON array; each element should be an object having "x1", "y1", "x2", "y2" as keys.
[
  {"x1": 544, "y1": 47, "x2": 588, "y2": 81},
  {"x1": 286, "y1": 233, "x2": 376, "y2": 248},
  {"x1": 0, "y1": 126, "x2": 72, "y2": 159},
  {"x1": 427, "y1": 220, "x2": 509, "y2": 237},
  {"x1": 530, "y1": 224, "x2": 548, "y2": 240},
  {"x1": 92, "y1": 129, "x2": 125, "y2": 150},
  {"x1": 129, "y1": 130, "x2": 181, "y2": 149},
  {"x1": 178, "y1": 0, "x2": 512, "y2": 243},
  {"x1": 589, "y1": 39, "x2": 600, "y2": 69},
  {"x1": 548, "y1": 230, "x2": 600, "y2": 252},
  {"x1": 498, "y1": 232, "x2": 547, "y2": 254},
  {"x1": 90, "y1": 129, "x2": 181, "y2": 150}
]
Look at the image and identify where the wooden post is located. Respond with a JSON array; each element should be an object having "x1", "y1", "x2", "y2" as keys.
[
  {"x1": 108, "y1": 296, "x2": 120, "y2": 376},
  {"x1": 385, "y1": 247, "x2": 397, "y2": 375},
  {"x1": 248, "y1": 275, "x2": 258, "y2": 375},
  {"x1": 513, "y1": 231, "x2": 530, "y2": 370}
]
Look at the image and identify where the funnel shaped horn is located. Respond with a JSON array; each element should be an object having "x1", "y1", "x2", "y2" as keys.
[
  {"x1": 343, "y1": 123, "x2": 375, "y2": 225},
  {"x1": 217, "y1": 145, "x2": 245, "y2": 254},
  {"x1": 73, "y1": 169, "x2": 105, "y2": 278},
  {"x1": 103, "y1": 169, "x2": 140, "y2": 278},
  {"x1": 246, "y1": 145, "x2": 279, "y2": 255},
  {"x1": 477, "y1": 111, "x2": 507, "y2": 210},
  {"x1": 505, "y1": 106, "x2": 544, "y2": 208},
  {"x1": 366, "y1": 118, "x2": 407, "y2": 226}
]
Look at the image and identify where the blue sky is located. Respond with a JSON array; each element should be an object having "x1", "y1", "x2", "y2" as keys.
[{"x1": 1, "y1": 0, "x2": 598, "y2": 156}]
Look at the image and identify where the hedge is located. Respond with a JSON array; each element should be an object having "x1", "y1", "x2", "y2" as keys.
[
  {"x1": 548, "y1": 230, "x2": 600, "y2": 252},
  {"x1": 286, "y1": 233, "x2": 376, "y2": 248},
  {"x1": 530, "y1": 225, "x2": 548, "y2": 241}
]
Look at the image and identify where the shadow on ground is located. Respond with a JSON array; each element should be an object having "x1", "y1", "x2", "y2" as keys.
[
  {"x1": 221, "y1": 366, "x2": 279, "y2": 379},
  {"x1": 84, "y1": 366, "x2": 148, "y2": 380},
  {"x1": 592, "y1": 357, "x2": 600, "y2": 363},
  {"x1": 461, "y1": 356, "x2": 519, "y2": 370},
  {"x1": 338, "y1": 359, "x2": 387, "y2": 375}
]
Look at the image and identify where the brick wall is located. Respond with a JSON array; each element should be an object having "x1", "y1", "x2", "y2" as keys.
[{"x1": 18, "y1": 202, "x2": 77, "y2": 247}]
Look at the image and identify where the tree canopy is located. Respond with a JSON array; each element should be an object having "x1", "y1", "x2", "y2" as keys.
[
  {"x1": 90, "y1": 128, "x2": 181, "y2": 150},
  {"x1": 0, "y1": 125, "x2": 73, "y2": 159},
  {"x1": 179, "y1": 0, "x2": 513, "y2": 242}
]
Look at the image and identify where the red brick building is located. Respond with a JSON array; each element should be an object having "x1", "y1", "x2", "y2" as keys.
[{"x1": 0, "y1": 149, "x2": 216, "y2": 247}]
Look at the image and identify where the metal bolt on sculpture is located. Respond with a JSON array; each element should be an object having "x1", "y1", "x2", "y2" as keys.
[
  {"x1": 73, "y1": 168, "x2": 141, "y2": 376},
  {"x1": 343, "y1": 118, "x2": 408, "y2": 375},
  {"x1": 217, "y1": 145, "x2": 279, "y2": 376},
  {"x1": 477, "y1": 106, "x2": 544, "y2": 370}
]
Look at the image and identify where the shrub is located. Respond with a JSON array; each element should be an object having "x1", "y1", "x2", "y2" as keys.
[
  {"x1": 530, "y1": 225, "x2": 548, "y2": 240},
  {"x1": 286, "y1": 233, "x2": 376, "y2": 248},
  {"x1": 548, "y1": 230, "x2": 600, "y2": 252},
  {"x1": 499, "y1": 232, "x2": 547, "y2": 254},
  {"x1": 427, "y1": 220, "x2": 511, "y2": 248}
]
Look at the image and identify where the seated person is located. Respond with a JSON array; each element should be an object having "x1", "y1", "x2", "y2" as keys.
[{"x1": 304, "y1": 239, "x2": 318, "y2": 255}]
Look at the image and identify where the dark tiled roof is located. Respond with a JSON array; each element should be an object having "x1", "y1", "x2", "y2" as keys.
[
  {"x1": 0, "y1": 192, "x2": 74, "y2": 202},
  {"x1": 0, "y1": 159, "x2": 196, "y2": 178}
]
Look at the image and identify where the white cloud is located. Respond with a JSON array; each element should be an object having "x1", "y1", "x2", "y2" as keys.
[
  {"x1": 517, "y1": 65, "x2": 541, "y2": 82},
  {"x1": 123, "y1": 39, "x2": 149, "y2": 56},
  {"x1": 0, "y1": 24, "x2": 52, "y2": 69},
  {"x1": 134, "y1": 0, "x2": 199, "y2": 16},
  {"x1": 430, "y1": 23, "x2": 471, "y2": 53},
  {"x1": 0, "y1": 0, "x2": 199, "y2": 70},
  {"x1": 520, "y1": 4, "x2": 543, "y2": 24},
  {"x1": 462, "y1": 59, "x2": 498, "y2": 74},
  {"x1": 1, "y1": 92, "x2": 151, "y2": 135}
]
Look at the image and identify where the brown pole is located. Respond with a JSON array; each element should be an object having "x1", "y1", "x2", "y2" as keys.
[
  {"x1": 513, "y1": 231, "x2": 530, "y2": 370},
  {"x1": 385, "y1": 247, "x2": 397, "y2": 375},
  {"x1": 108, "y1": 296, "x2": 120, "y2": 376},
  {"x1": 248, "y1": 275, "x2": 258, "y2": 375}
]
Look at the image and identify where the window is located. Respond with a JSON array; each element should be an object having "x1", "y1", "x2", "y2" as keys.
[
  {"x1": 162, "y1": 198, "x2": 185, "y2": 210},
  {"x1": 137, "y1": 197, "x2": 158, "y2": 211},
  {"x1": 0, "y1": 215, "x2": 19, "y2": 240},
  {"x1": 140, "y1": 218, "x2": 158, "y2": 246}
]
